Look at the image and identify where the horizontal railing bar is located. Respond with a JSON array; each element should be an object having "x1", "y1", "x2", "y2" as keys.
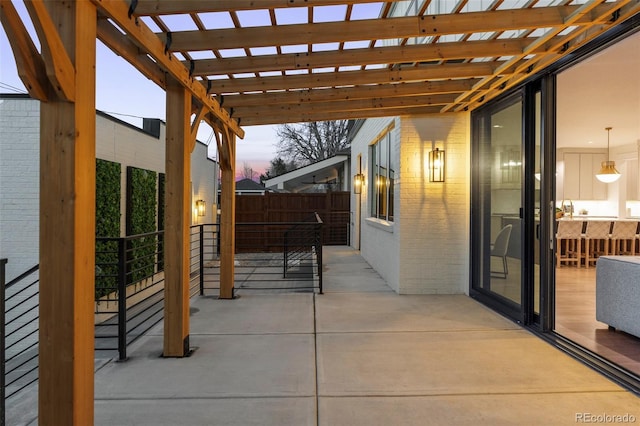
[
  {"x1": 5, "y1": 279, "x2": 39, "y2": 302},
  {"x1": 5, "y1": 297, "x2": 38, "y2": 316},
  {"x1": 5, "y1": 325, "x2": 38, "y2": 346},
  {"x1": 5, "y1": 264, "x2": 39, "y2": 289},
  {"x1": 5, "y1": 352, "x2": 38, "y2": 378},
  {"x1": 6, "y1": 376, "x2": 39, "y2": 399}
]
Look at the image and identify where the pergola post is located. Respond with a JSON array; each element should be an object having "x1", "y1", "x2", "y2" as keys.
[
  {"x1": 163, "y1": 79, "x2": 192, "y2": 357},
  {"x1": 36, "y1": 1, "x2": 96, "y2": 424},
  {"x1": 219, "y1": 128, "x2": 236, "y2": 299}
]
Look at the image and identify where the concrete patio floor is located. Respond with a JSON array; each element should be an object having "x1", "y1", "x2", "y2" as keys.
[
  {"x1": 7, "y1": 246, "x2": 633, "y2": 425},
  {"x1": 88, "y1": 246, "x2": 640, "y2": 425}
]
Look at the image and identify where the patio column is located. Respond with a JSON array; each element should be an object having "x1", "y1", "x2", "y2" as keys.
[
  {"x1": 219, "y1": 127, "x2": 236, "y2": 299},
  {"x1": 35, "y1": 1, "x2": 97, "y2": 424},
  {"x1": 163, "y1": 78, "x2": 191, "y2": 356}
]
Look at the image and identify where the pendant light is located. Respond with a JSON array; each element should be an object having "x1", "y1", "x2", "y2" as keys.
[{"x1": 595, "y1": 127, "x2": 621, "y2": 183}]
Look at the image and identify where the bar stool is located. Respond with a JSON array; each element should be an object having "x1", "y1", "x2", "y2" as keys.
[
  {"x1": 582, "y1": 221, "x2": 611, "y2": 267},
  {"x1": 610, "y1": 221, "x2": 638, "y2": 255},
  {"x1": 556, "y1": 220, "x2": 583, "y2": 267}
]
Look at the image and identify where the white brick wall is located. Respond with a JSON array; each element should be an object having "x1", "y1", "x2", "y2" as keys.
[
  {"x1": 350, "y1": 113, "x2": 470, "y2": 295},
  {"x1": 350, "y1": 117, "x2": 401, "y2": 292},
  {"x1": 0, "y1": 97, "x2": 40, "y2": 282},
  {"x1": 397, "y1": 113, "x2": 470, "y2": 294},
  {"x1": 0, "y1": 96, "x2": 218, "y2": 282}
]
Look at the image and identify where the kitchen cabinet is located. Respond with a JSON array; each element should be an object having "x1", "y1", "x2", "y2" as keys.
[
  {"x1": 562, "y1": 152, "x2": 607, "y2": 200},
  {"x1": 626, "y1": 158, "x2": 638, "y2": 200}
]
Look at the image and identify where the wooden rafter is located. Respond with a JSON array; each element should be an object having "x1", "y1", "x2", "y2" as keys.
[
  {"x1": 213, "y1": 62, "x2": 503, "y2": 94},
  {"x1": 96, "y1": 18, "x2": 166, "y2": 88},
  {"x1": 221, "y1": 79, "x2": 478, "y2": 108},
  {"x1": 242, "y1": 105, "x2": 443, "y2": 126},
  {"x1": 187, "y1": 38, "x2": 548, "y2": 77},
  {"x1": 76, "y1": 1, "x2": 640, "y2": 126},
  {"x1": 0, "y1": 0, "x2": 49, "y2": 100},
  {"x1": 24, "y1": 0, "x2": 76, "y2": 101},
  {"x1": 447, "y1": 0, "x2": 640, "y2": 112},
  {"x1": 90, "y1": 0, "x2": 244, "y2": 138},
  {"x1": 233, "y1": 93, "x2": 458, "y2": 119},
  {"x1": 134, "y1": 0, "x2": 386, "y2": 15},
  {"x1": 160, "y1": 5, "x2": 611, "y2": 52}
]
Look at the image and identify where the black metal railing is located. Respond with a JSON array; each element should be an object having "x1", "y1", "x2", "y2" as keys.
[
  {"x1": 95, "y1": 231, "x2": 165, "y2": 361},
  {"x1": 3, "y1": 218, "x2": 327, "y2": 421},
  {"x1": 284, "y1": 213, "x2": 323, "y2": 294},
  {"x1": 193, "y1": 218, "x2": 324, "y2": 296},
  {"x1": 2, "y1": 261, "x2": 40, "y2": 423},
  {"x1": 190, "y1": 224, "x2": 220, "y2": 296}
]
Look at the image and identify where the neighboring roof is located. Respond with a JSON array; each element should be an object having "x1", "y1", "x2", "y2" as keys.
[
  {"x1": 235, "y1": 178, "x2": 268, "y2": 192},
  {"x1": 0, "y1": 93, "x2": 212, "y2": 151},
  {"x1": 108, "y1": 0, "x2": 639, "y2": 127},
  {"x1": 264, "y1": 154, "x2": 350, "y2": 191}
]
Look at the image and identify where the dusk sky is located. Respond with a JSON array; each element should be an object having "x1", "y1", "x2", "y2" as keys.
[
  {"x1": 0, "y1": 3, "x2": 287, "y2": 178},
  {"x1": 0, "y1": 2, "x2": 385, "y2": 178}
]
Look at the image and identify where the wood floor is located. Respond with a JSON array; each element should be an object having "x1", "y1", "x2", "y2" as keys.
[
  {"x1": 556, "y1": 265, "x2": 640, "y2": 375},
  {"x1": 486, "y1": 256, "x2": 640, "y2": 375}
]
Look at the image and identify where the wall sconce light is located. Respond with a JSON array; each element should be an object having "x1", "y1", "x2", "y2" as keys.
[
  {"x1": 353, "y1": 173, "x2": 365, "y2": 194},
  {"x1": 595, "y1": 127, "x2": 621, "y2": 183},
  {"x1": 429, "y1": 147, "x2": 445, "y2": 182},
  {"x1": 195, "y1": 199, "x2": 206, "y2": 216}
]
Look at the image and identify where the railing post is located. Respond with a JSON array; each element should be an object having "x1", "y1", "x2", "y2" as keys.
[
  {"x1": 1, "y1": 258, "x2": 7, "y2": 426},
  {"x1": 283, "y1": 231, "x2": 288, "y2": 278},
  {"x1": 117, "y1": 238, "x2": 127, "y2": 361},
  {"x1": 199, "y1": 224, "x2": 204, "y2": 296},
  {"x1": 317, "y1": 227, "x2": 323, "y2": 294}
]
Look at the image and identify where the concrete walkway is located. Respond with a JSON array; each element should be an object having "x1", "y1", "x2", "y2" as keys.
[{"x1": 91, "y1": 246, "x2": 638, "y2": 425}]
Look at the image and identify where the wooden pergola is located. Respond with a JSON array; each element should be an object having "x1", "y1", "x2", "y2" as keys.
[{"x1": 1, "y1": 0, "x2": 638, "y2": 423}]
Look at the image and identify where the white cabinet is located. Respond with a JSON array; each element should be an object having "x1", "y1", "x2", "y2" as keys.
[
  {"x1": 626, "y1": 158, "x2": 639, "y2": 200},
  {"x1": 561, "y1": 151, "x2": 607, "y2": 200}
]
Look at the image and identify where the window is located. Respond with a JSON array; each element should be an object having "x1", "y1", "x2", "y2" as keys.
[{"x1": 370, "y1": 131, "x2": 394, "y2": 221}]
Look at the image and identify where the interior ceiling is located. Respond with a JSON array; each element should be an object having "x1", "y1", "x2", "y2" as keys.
[
  {"x1": 557, "y1": 30, "x2": 640, "y2": 149},
  {"x1": 95, "y1": 0, "x2": 640, "y2": 131}
]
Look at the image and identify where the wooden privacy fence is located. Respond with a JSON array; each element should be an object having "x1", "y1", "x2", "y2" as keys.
[{"x1": 235, "y1": 192, "x2": 350, "y2": 250}]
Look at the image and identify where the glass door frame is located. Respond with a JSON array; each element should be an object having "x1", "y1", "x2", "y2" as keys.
[
  {"x1": 470, "y1": 91, "x2": 524, "y2": 322},
  {"x1": 470, "y1": 84, "x2": 551, "y2": 327}
]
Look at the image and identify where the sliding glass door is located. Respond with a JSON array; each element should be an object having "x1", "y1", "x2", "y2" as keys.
[
  {"x1": 471, "y1": 95, "x2": 523, "y2": 317},
  {"x1": 471, "y1": 88, "x2": 546, "y2": 324}
]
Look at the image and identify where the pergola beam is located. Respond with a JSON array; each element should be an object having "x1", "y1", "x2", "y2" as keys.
[
  {"x1": 24, "y1": 0, "x2": 76, "y2": 102},
  {"x1": 134, "y1": 0, "x2": 385, "y2": 15},
  {"x1": 242, "y1": 105, "x2": 445, "y2": 126},
  {"x1": 233, "y1": 93, "x2": 457, "y2": 119},
  {"x1": 214, "y1": 62, "x2": 504, "y2": 94},
  {"x1": 221, "y1": 79, "x2": 478, "y2": 108},
  {"x1": 90, "y1": 0, "x2": 244, "y2": 139},
  {"x1": 161, "y1": 5, "x2": 608, "y2": 52},
  {"x1": 0, "y1": 0, "x2": 50, "y2": 100},
  {"x1": 447, "y1": 0, "x2": 638, "y2": 112},
  {"x1": 96, "y1": 17, "x2": 167, "y2": 89},
  {"x1": 188, "y1": 38, "x2": 542, "y2": 77}
]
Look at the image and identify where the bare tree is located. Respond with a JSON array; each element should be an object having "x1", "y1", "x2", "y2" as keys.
[
  {"x1": 275, "y1": 120, "x2": 351, "y2": 165},
  {"x1": 240, "y1": 161, "x2": 255, "y2": 181},
  {"x1": 259, "y1": 157, "x2": 298, "y2": 183}
]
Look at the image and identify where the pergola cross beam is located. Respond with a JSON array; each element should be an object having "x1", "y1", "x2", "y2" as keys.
[{"x1": 90, "y1": 0, "x2": 244, "y2": 139}]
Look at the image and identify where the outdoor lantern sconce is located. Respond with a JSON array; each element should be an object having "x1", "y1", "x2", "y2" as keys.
[
  {"x1": 429, "y1": 147, "x2": 445, "y2": 182},
  {"x1": 353, "y1": 173, "x2": 365, "y2": 194},
  {"x1": 595, "y1": 127, "x2": 621, "y2": 183},
  {"x1": 195, "y1": 199, "x2": 206, "y2": 216}
]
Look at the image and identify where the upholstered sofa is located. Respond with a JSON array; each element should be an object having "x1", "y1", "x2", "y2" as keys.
[{"x1": 596, "y1": 256, "x2": 640, "y2": 339}]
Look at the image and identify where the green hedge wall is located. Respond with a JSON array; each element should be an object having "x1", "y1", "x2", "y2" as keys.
[
  {"x1": 158, "y1": 173, "x2": 165, "y2": 271},
  {"x1": 126, "y1": 166, "x2": 158, "y2": 284},
  {"x1": 95, "y1": 159, "x2": 121, "y2": 298}
]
